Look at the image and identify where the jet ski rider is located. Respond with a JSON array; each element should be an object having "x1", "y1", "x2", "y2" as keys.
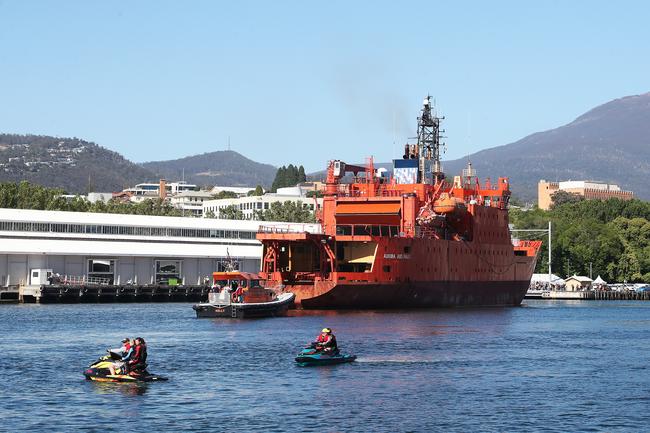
[
  {"x1": 127, "y1": 337, "x2": 148, "y2": 373},
  {"x1": 108, "y1": 338, "x2": 132, "y2": 376},
  {"x1": 315, "y1": 328, "x2": 338, "y2": 354}
]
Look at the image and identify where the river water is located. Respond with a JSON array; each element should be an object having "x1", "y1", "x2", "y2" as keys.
[{"x1": 2, "y1": 300, "x2": 650, "y2": 432}]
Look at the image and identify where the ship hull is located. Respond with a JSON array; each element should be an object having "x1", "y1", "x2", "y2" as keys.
[{"x1": 296, "y1": 280, "x2": 530, "y2": 309}]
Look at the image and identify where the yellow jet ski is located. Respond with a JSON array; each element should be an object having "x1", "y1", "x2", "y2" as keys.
[{"x1": 84, "y1": 350, "x2": 167, "y2": 383}]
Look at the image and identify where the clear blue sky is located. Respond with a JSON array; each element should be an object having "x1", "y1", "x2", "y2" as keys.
[{"x1": 1, "y1": 1, "x2": 648, "y2": 172}]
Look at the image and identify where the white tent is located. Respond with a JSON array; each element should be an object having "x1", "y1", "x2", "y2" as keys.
[
  {"x1": 530, "y1": 273, "x2": 565, "y2": 286},
  {"x1": 593, "y1": 275, "x2": 607, "y2": 285}
]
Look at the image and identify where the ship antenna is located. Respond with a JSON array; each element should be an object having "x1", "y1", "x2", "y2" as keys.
[{"x1": 417, "y1": 95, "x2": 445, "y2": 184}]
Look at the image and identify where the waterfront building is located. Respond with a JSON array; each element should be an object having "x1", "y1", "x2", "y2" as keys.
[
  {"x1": 168, "y1": 190, "x2": 215, "y2": 217},
  {"x1": 0, "y1": 208, "x2": 320, "y2": 290},
  {"x1": 119, "y1": 180, "x2": 199, "y2": 203},
  {"x1": 538, "y1": 180, "x2": 634, "y2": 210},
  {"x1": 203, "y1": 192, "x2": 323, "y2": 220}
]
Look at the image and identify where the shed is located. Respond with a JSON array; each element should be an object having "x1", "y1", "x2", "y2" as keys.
[{"x1": 564, "y1": 275, "x2": 593, "y2": 291}]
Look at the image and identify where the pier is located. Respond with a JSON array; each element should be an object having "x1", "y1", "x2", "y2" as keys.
[
  {"x1": 16, "y1": 284, "x2": 211, "y2": 303},
  {"x1": 526, "y1": 289, "x2": 650, "y2": 301},
  {"x1": 592, "y1": 290, "x2": 650, "y2": 301}
]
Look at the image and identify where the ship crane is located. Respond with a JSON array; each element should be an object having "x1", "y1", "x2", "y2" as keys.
[{"x1": 324, "y1": 159, "x2": 376, "y2": 196}]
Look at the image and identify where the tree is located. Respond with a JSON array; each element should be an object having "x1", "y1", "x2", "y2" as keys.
[
  {"x1": 253, "y1": 185, "x2": 264, "y2": 196},
  {"x1": 550, "y1": 190, "x2": 584, "y2": 208},
  {"x1": 213, "y1": 190, "x2": 238, "y2": 199},
  {"x1": 256, "y1": 201, "x2": 315, "y2": 223},
  {"x1": 270, "y1": 164, "x2": 305, "y2": 192},
  {"x1": 219, "y1": 204, "x2": 245, "y2": 220}
]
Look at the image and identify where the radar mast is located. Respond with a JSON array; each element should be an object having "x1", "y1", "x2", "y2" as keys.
[{"x1": 416, "y1": 96, "x2": 445, "y2": 183}]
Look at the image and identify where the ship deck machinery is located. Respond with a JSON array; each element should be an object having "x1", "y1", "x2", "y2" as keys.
[{"x1": 258, "y1": 96, "x2": 541, "y2": 309}]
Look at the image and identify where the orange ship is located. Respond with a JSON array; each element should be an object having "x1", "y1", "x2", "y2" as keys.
[{"x1": 258, "y1": 96, "x2": 541, "y2": 308}]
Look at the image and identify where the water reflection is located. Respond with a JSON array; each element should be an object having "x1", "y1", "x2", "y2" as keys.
[{"x1": 88, "y1": 381, "x2": 148, "y2": 396}]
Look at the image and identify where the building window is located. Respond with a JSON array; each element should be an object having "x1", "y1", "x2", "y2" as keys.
[
  {"x1": 87, "y1": 259, "x2": 115, "y2": 284},
  {"x1": 0, "y1": 220, "x2": 256, "y2": 241},
  {"x1": 155, "y1": 260, "x2": 182, "y2": 285}
]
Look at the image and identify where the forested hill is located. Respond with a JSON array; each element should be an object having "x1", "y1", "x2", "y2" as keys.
[
  {"x1": 0, "y1": 134, "x2": 157, "y2": 193},
  {"x1": 443, "y1": 92, "x2": 650, "y2": 201},
  {"x1": 140, "y1": 150, "x2": 277, "y2": 188}
]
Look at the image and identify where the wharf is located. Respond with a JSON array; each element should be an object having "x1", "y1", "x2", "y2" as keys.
[
  {"x1": 18, "y1": 284, "x2": 210, "y2": 303},
  {"x1": 593, "y1": 290, "x2": 650, "y2": 301},
  {"x1": 526, "y1": 290, "x2": 650, "y2": 301}
]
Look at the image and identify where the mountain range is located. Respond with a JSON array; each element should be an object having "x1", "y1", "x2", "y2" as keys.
[
  {"x1": 442, "y1": 92, "x2": 650, "y2": 201},
  {"x1": 141, "y1": 151, "x2": 276, "y2": 188},
  {"x1": 1, "y1": 92, "x2": 649, "y2": 199},
  {"x1": 0, "y1": 136, "x2": 276, "y2": 193}
]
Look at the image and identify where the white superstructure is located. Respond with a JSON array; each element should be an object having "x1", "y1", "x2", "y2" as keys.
[{"x1": 0, "y1": 208, "x2": 320, "y2": 287}]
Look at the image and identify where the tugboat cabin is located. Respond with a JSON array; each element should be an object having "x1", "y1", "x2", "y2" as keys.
[{"x1": 211, "y1": 271, "x2": 275, "y2": 303}]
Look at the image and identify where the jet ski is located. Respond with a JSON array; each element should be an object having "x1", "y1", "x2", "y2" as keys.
[
  {"x1": 84, "y1": 350, "x2": 168, "y2": 383},
  {"x1": 295, "y1": 346, "x2": 357, "y2": 367}
]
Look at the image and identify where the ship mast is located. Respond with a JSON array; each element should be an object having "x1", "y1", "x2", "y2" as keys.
[{"x1": 416, "y1": 96, "x2": 445, "y2": 184}]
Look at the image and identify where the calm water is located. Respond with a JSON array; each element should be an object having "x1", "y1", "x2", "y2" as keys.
[{"x1": 2, "y1": 300, "x2": 650, "y2": 432}]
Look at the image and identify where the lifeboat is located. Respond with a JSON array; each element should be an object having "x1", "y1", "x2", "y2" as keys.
[{"x1": 432, "y1": 195, "x2": 465, "y2": 214}]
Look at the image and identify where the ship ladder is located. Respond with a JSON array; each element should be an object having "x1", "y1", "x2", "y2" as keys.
[{"x1": 231, "y1": 306, "x2": 238, "y2": 318}]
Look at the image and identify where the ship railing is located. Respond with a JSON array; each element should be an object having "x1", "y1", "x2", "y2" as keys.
[
  {"x1": 258, "y1": 224, "x2": 323, "y2": 234},
  {"x1": 335, "y1": 189, "x2": 404, "y2": 198}
]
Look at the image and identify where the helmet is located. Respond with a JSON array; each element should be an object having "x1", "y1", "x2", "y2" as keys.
[{"x1": 321, "y1": 328, "x2": 331, "y2": 333}]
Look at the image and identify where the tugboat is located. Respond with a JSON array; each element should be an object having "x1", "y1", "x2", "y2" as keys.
[{"x1": 192, "y1": 271, "x2": 295, "y2": 318}]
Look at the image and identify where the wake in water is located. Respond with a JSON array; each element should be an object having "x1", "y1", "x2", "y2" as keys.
[{"x1": 355, "y1": 355, "x2": 443, "y2": 364}]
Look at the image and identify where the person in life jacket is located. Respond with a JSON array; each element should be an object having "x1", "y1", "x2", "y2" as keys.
[
  {"x1": 108, "y1": 338, "x2": 132, "y2": 375},
  {"x1": 127, "y1": 337, "x2": 148, "y2": 374},
  {"x1": 315, "y1": 328, "x2": 338, "y2": 354}
]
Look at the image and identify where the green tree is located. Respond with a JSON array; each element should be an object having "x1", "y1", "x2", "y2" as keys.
[
  {"x1": 256, "y1": 201, "x2": 315, "y2": 223},
  {"x1": 271, "y1": 164, "x2": 305, "y2": 192},
  {"x1": 248, "y1": 185, "x2": 264, "y2": 196},
  {"x1": 220, "y1": 204, "x2": 245, "y2": 220},
  {"x1": 550, "y1": 190, "x2": 584, "y2": 208},
  {"x1": 213, "y1": 190, "x2": 239, "y2": 199}
]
